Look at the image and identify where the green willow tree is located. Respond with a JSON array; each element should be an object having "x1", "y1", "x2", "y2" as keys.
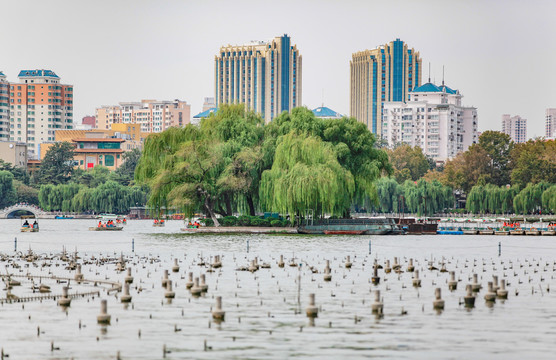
[
  {"x1": 401, "y1": 179, "x2": 454, "y2": 216},
  {"x1": 135, "y1": 104, "x2": 266, "y2": 225},
  {"x1": 513, "y1": 182, "x2": 551, "y2": 215},
  {"x1": 259, "y1": 132, "x2": 355, "y2": 221},
  {"x1": 541, "y1": 185, "x2": 556, "y2": 213},
  {"x1": 0, "y1": 171, "x2": 17, "y2": 208}
]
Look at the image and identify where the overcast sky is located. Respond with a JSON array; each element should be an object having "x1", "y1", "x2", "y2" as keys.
[{"x1": 2, "y1": 0, "x2": 555, "y2": 137}]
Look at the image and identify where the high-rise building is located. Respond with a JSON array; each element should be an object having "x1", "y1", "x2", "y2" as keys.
[
  {"x1": 8, "y1": 69, "x2": 73, "y2": 159},
  {"x1": 382, "y1": 81, "x2": 478, "y2": 162},
  {"x1": 350, "y1": 39, "x2": 422, "y2": 135},
  {"x1": 95, "y1": 99, "x2": 190, "y2": 133},
  {"x1": 545, "y1": 108, "x2": 556, "y2": 140},
  {"x1": 501, "y1": 114, "x2": 527, "y2": 143},
  {"x1": 215, "y1": 34, "x2": 302, "y2": 122},
  {"x1": 0, "y1": 72, "x2": 9, "y2": 141}
]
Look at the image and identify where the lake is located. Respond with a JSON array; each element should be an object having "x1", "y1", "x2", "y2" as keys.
[{"x1": 0, "y1": 219, "x2": 555, "y2": 359}]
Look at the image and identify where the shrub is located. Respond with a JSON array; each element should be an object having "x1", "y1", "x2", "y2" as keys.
[
  {"x1": 270, "y1": 219, "x2": 283, "y2": 227},
  {"x1": 202, "y1": 218, "x2": 214, "y2": 227},
  {"x1": 237, "y1": 215, "x2": 251, "y2": 226},
  {"x1": 221, "y1": 216, "x2": 238, "y2": 226},
  {"x1": 251, "y1": 218, "x2": 269, "y2": 227}
]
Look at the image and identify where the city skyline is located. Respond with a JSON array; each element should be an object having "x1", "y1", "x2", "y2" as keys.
[{"x1": 1, "y1": 0, "x2": 555, "y2": 138}]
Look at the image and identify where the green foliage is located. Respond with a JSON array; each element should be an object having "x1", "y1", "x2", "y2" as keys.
[
  {"x1": 113, "y1": 148, "x2": 142, "y2": 186},
  {"x1": 466, "y1": 184, "x2": 519, "y2": 214},
  {"x1": 541, "y1": 185, "x2": 556, "y2": 213},
  {"x1": 260, "y1": 132, "x2": 355, "y2": 221},
  {"x1": 37, "y1": 142, "x2": 75, "y2": 184},
  {"x1": 513, "y1": 182, "x2": 551, "y2": 215},
  {"x1": 388, "y1": 145, "x2": 430, "y2": 183},
  {"x1": 38, "y1": 181, "x2": 147, "y2": 213},
  {"x1": 136, "y1": 105, "x2": 390, "y2": 225},
  {"x1": 0, "y1": 170, "x2": 17, "y2": 208},
  {"x1": 511, "y1": 139, "x2": 556, "y2": 188},
  {"x1": 13, "y1": 180, "x2": 39, "y2": 205},
  {"x1": 478, "y1": 131, "x2": 514, "y2": 186},
  {"x1": 0, "y1": 160, "x2": 30, "y2": 184}
]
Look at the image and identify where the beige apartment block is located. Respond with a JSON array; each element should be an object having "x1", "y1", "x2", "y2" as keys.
[
  {"x1": 215, "y1": 34, "x2": 302, "y2": 122},
  {"x1": 95, "y1": 99, "x2": 190, "y2": 133},
  {"x1": 0, "y1": 140, "x2": 27, "y2": 168},
  {"x1": 350, "y1": 39, "x2": 422, "y2": 135}
]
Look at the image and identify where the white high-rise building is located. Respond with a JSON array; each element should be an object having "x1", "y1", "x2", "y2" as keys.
[
  {"x1": 501, "y1": 114, "x2": 527, "y2": 143},
  {"x1": 382, "y1": 82, "x2": 478, "y2": 162},
  {"x1": 545, "y1": 108, "x2": 556, "y2": 140},
  {"x1": 0, "y1": 72, "x2": 9, "y2": 141}
]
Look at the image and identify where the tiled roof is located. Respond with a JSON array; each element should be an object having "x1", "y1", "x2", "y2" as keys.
[
  {"x1": 193, "y1": 108, "x2": 217, "y2": 118},
  {"x1": 72, "y1": 138, "x2": 125, "y2": 142},
  {"x1": 74, "y1": 149, "x2": 124, "y2": 153},
  {"x1": 18, "y1": 69, "x2": 59, "y2": 78}
]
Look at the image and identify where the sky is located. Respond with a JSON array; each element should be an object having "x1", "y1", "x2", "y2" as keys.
[{"x1": 2, "y1": 0, "x2": 555, "y2": 138}]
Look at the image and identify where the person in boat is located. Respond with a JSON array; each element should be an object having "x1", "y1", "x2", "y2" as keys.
[
  {"x1": 188, "y1": 221, "x2": 192, "y2": 228},
  {"x1": 33, "y1": 221, "x2": 38, "y2": 229},
  {"x1": 154, "y1": 219, "x2": 158, "y2": 224},
  {"x1": 98, "y1": 221, "x2": 102, "y2": 228},
  {"x1": 161, "y1": 219, "x2": 165, "y2": 224},
  {"x1": 23, "y1": 220, "x2": 30, "y2": 227},
  {"x1": 123, "y1": 218, "x2": 127, "y2": 224}
]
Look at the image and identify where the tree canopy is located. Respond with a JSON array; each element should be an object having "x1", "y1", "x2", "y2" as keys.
[
  {"x1": 37, "y1": 142, "x2": 75, "y2": 184},
  {"x1": 136, "y1": 105, "x2": 391, "y2": 225}
]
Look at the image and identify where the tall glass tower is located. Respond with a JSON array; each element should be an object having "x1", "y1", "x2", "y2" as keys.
[
  {"x1": 350, "y1": 39, "x2": 422, "y2": 136},
  {"x1": 215, "y1": 34, "x2": 302, "y2": 122}
]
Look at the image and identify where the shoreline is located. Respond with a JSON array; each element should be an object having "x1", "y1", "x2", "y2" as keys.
[{"x1": 181, "y1": 226, "x2": 298, "y2": 234}]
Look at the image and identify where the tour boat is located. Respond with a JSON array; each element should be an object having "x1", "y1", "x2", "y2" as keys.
[{"x1": 297, "y1": 217, "x2": 403, "y2": 235}]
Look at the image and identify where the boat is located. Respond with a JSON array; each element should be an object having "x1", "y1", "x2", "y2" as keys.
[
  {"x1": 153, "y1": 220, "x2": 166, "y2": 227},
  {"x1": 463, "y1": 229, "x2": 479, "y2": 235},
  {"x1": 541, "y1": 230, "x2": 556, "y2": 236},
  {"x1": 479, "y1": 229, "x2": 495, "y2": 235},
  {"x1": 297, "y1": 217, "x2": 402, "y2": 235},
  {"x1": 495, "y1": 229, "x2": 510, "y2": 235},
  {"x1": 20, "y1": 215, "x2": 39, "y2": 233},
  {"x1": 510, "y1": 229, "x2": 525, "y2": 235},
  {"x1": 407, "y1": 222, "x2": 438, "y2": 235},
  {"x1": 55, "y1": 215, "x2": 74, "y2": 219},
  {"x1": 89, "y1": 226, "x2": 123, "y2": 231},
  {"x1": 525, "y1": 228, "x2": 541, "y2": 236}
]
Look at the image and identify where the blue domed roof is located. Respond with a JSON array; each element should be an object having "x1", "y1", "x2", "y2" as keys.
[
  {"x1": 411, "y1": 82, "x2": 457, "y2": 94},
  {"x1": 312, "y1": 106, "x2": 342, "y2": 118},
  {"x1": 193, "y1": 107, "x2": 217, "y2": 119}
]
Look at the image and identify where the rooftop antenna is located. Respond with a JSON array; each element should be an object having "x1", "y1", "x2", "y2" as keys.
[
  {"x1": 428, "y1": 62, "x2": 431, "y2": 83},
  {"x1": 442, "y1": 65, "x2": 445, "y2": 86}
]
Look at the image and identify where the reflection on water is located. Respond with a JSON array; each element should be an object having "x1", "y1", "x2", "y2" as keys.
[{"x1": 0, "y1": 219, "x2": 555, "y2": 359}]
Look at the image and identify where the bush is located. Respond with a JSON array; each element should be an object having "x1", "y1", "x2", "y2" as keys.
[
  {"x1": 202, "y1": 218, "x2": 214, "y2": 227},
  {"x1": 270, "y1": 219, "x2": 283, "y2": 227},
  {"x1": 237, "y1": 215, "x2": 251, "y2": 226},
  {"x1": 221, "y1": 216, "x2": 238, "y2": 226},
  {"x1": 251, "y1": 218, "x2": 269, "y2": 227}
]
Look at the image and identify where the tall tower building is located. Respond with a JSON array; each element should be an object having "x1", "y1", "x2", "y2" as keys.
[
  {"x1": 0, "y1": 72, "x2": 9, "y2": 141},
  {"x1": 501, "y1": 114, "x2": 527, "y2": 143},
  {"x1": 9, "y1": 69, "x2": 73, "y2": 159},
  {"x1": 545, "y1": 108, "x2": 556, "y2": 140},
  {"x1": 215, "y1": 34, "x2": 302, "y2": 122},
  {"x1": 350, "y1": 39, "x2": 422, "y2": 135}
]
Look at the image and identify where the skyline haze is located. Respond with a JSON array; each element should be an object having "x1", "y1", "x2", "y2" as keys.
[{"x1": 2, "y1": 0, "x2": 555, "y2": 138}]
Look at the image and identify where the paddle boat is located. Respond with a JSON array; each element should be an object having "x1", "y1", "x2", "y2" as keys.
[{"x1": 20, "y1": 215, "x2": 39, "y2": 233}]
